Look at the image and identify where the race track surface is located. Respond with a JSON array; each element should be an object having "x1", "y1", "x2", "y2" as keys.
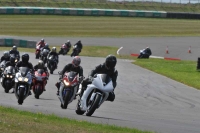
[
  {"x1": 0, "y1": 52, "x2": 200, "y2": 133},
  {"x1": 0, "y1": 36, "x2": 200, "y2": 133}
]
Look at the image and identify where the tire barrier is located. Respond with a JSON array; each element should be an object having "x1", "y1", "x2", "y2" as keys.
[
  {"x1": 0, "y1": 7, "x2": 167, "y2": 18},
  {"x1": 167, "y1": 12, "x2": 200, "y2": 19},
  {"x1": 0, "y1": 38, "x2": 36, "y2": 48}
]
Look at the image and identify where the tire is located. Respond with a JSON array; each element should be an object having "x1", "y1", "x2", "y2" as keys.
[
  {"x1": 75, "y1": 99, "x2": 85, "y2": 115},
  {"x1": 18, "y1": 87, "x2": 25, "y2": 105},
  {"x1": 36, "y1": 53, "x2": 40, "y2": 59},
  {"x1": 62, "y1": 91, "x2": 71, "y2": 109},
  {"x1": 86, "y1": 93, "x2": 101, "y2": 116},
  {"x1": 4, "y1": 86, "x2": 9, "y2": 93}
]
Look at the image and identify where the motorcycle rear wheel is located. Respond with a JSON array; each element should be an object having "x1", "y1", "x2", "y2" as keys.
[{"x1": 86, "y1": 93, "x2": 101, "y2": 116}]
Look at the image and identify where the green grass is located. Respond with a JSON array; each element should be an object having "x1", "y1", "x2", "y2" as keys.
[
  {"x1": 0, "y1": 0, "x2": 200, "y2": 13},
  {"x1": 1, "y1": 15, "x2": 200, "y2": 37},
  {"x1": 0, "y1": 106, "x2": 152, "y2": 133},
  {"x1": 133, "y1": 58, "x2": 200, "y2": 90}
]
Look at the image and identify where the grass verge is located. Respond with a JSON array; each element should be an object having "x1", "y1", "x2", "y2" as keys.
[
  {"x1": 0, "y1": 106, "x2": 152, "y2": 133},
  {"x1": 0, "y1": 0, "x2": 200, "y2": 13},
  {"x1": 133, "y1": 58, "x2": 200, "y2": 90},
  {"x1": 1, "y1": 15, "x2": 200, "y2": 37}
]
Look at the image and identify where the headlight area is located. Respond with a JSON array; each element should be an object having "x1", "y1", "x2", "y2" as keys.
[
  {"x1": 18, "y1": 77, "x2": 29, "y2": 82},
  {"x1": 6, "y1": 75, "x2": 13, "y2": 78},
  {"x1": 64, "y1": 80, "x2": 70, "y2": 86}
]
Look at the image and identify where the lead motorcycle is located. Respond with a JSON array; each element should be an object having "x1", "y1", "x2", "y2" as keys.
[
  {"x1": 47, "y1": 55, "x2": 57, "y2": 74},
  {"x1": 40, "y1": 49, "x2": 49, "y2": 65},
  {"x1": 58, "y1": 71, "x2": 82, "y2": 109},
  {"x1": 32, "y1": 69, "x2": 48, "y2": 99},
  {"x1": 71, "y1": 45, "x2": 81, "y2": 57},
  {"x1": 76, "y1": 74, "x2": 114, "y2": 116},
  {"x1": 1, "y1": 66, "x2": 16, "y2": 93},
  {"x1": 14, "y1": 67, "x2": 32, "y2": 105},
  {"x1": 35, "y1": 45, "x2": 44, "y2": 59},
  {"x1": 58, "y1": 43, "x2": 71, "y2": 55}
]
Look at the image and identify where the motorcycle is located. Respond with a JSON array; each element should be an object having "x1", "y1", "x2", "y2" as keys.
[
  {"x1": 58, "y1": 43, "x2": 71, "y2": 55},
  {"x1": 1, "y1": 66, "x2": 15, "y2": 93},
  {"x1": 40, "y1": 49, "x2": 50, "y2": 65},
  {"x1": 138, "y1": 48, "x2": 152, "y2": 59},
  {"x1": 47, "y1": 55, "x2": 57, "y2": 74},
  {"x1": 58, "y1": 71, "x2": 81, "y2": 109},
  {"x1": 76, "y1": 74, "x2": 114, "y2": 116},
  {"x1": 32, "y1": 69, "x2": 48, "y2": 99},
  {"x1": 35, "y1": 45, "x2": 43, "y2": 59},
  {"x1": 14, "y1": 67, "x2": 32, "y2": 105},
  {"x1": 71, "y1": 45, "x2": 81, "y2": 57},
  {"x1": 10, "y1": 54, "x2": 20, "y2": 65},
  {"x1": 0, "y1": 61, "x2": 6, "y2": 77}
]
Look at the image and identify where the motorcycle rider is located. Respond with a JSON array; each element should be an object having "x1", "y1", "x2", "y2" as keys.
[
  {"x1": 33, "y1": 60, "x2": 49, "y2": 91},
  {"x1": 15, "y1": 53, "x2": 34, "y2": 95},
  {"x1": 1, "y1": 51, "x2": 10, "y2": 63},
  {"x1": 71, "y1": 40, "x2": 83, "y2": 57},
  {"x1": 9, "y1": 46, "x2": 20, "y2": 59},
  {"x1": 47, "y1": 47, "x2": 59, "y2": 69},
  {"x1": 138, "y1": 47, "x2": 152, "y2": 59},
  {"x1": 5, "y1": 56, "x2": 17, "y2": 93},
  {"x1": 79, "y1": 54, "x2": 118, "y2": 102},
  {"x1": 36, "y1": 38, "x2": 46, "y2": 48},
  {"x1": 55, "y1": 56, "x2": 83, "y2": 95},
  {"x1": 41, "y1": 43, "x2": 51, "y2": 51},
  {"x1": 63, "y1": 40, "x2": 71, "y2": 52}
]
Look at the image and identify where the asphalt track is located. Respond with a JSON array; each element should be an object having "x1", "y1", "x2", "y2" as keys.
[{"x1": 0, "y1": 36, "x2": 200, "y2": 133}]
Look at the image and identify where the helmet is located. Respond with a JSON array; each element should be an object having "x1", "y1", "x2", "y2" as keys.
[
  {"x1": 67, "y1": 40, "x2": 70, "y2": 43},
  {"x1": 105, "y1": 55, "x2": 117, "y2": 70},
  {"x1": 13, "y1": 46, "x2": 17, "y2": 51},
  {"x1": 77, "y1": 40, "x2": 81, "y2": 43},
  {"x1": 72, "y1": 56, "x2": 81, "y2": 67},
  {"x1": 52, "y1": 47, "x2": 56, "y2": 52},
  {"x1": 10, "y1": 56, "x2": 15, "y2": 64},
  {"x1": 37, "y1": 60, "x2": 44, "y2": 69},
  {"x1": 3, "y1": 51, "x2": 9, "y2": 58},
  {"x1": 44, "y1": 43, "x2": 49, "y2": 48},
  {"x1": 21, "y1": 53, "x2": 29, "y2": 63},
  {"x1": 41, "y1": 38, "x2": 45, "y2": 43}
]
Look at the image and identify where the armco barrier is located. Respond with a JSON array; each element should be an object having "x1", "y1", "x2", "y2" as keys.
[
  {"x1": 0, "y1": 7, "x2": 167, "y2": 18},
  {"x1": 167, "y1": 12, "x2": 200, "y2": 19},
  {"x1": 0, "y1": 38, "x2": 36, "y2": 48}
]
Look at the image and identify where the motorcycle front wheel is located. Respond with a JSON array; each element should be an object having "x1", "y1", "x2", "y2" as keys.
[
  {"x1": 18, "y1": 87, "x2": 25, "y2": 105},
  {"x1": 86, "y1": 93, "x2": 101, "y2": 116},
  {"x1": 62, "y1": 91, "x2": 71, "y2": 109}
]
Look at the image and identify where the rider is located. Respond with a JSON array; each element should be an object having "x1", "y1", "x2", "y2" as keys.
[
  {"x1": 55, "y1": 56, "x2": 83, "y2": 95},
  {"x1": 71, "y1": 40, "x2": 83, "y2": 57},
  {"x1": 15, "y1": 53, "x2": 34, "y2": 95},
  {"x1": 80, "y1": 55, "x2": 118, "y2": 102},
  {"x1": 0, "y1": 51, "x2": 10, "y2": 63},
  {"x1": 41, "y1": 43, "x2": 51, "y2": 51},
  {"x1": 36, "y1": 38, "x2": 46, "y2": 48},
  {"x1": 65, "y1": 40, "x2": 71, "y2": 49},
  {"x1": 9, "y1": 46, "x2": 20, "y2": 59},
  {"x1": 47, "y1": 47, "x2": 59, "y2": 69},
  {"x1": 33, "y1": 60, "x2": 49, "y2": 91}
]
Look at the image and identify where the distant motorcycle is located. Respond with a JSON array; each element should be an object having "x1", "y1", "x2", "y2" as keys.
[
  {"x1": 10, "y1": 54, "x2": 20, "y2": 65},
  {"x1": 35, "y1": 45, "x2": 43, "y2": 59},
  {"x1": 58, "y1": 71, "x2": 82, "y2": 109},
  {"x1": 58, "y1": 43, "x2": 71, "y2": 55},
  {"x1": 71, "y1": 45, "x2": 81, "y2": 57},
  {"x1": 76, "y1": 74, "x2": 114, "y2": 116},
  {"x1": 47, "y1": 55, "x2": 57, "y2": 74},
  {"x1": 1, "y1": 66, "x2": 15, "y2": 93},
  {"x1": 138, "y1": 48, "x2": 152, "y2": 59},
  {"x1": 32, "y1": 69, "x2": 48, "y2": 99},
  {"x1": 40, "y1": 49, "x2": 50, "y2": 65},
  {"x1": 14, "y1": 67, "x2": 32, "y2": 105}
]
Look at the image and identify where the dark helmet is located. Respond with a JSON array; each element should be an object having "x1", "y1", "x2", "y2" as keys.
[
  {"x1": 105, "y1": 55, "x2": 117, "y2": 70},
  {"x1": 72, "y1": 56, "x2": 81, "y2": 67},
  {"x1": 77, "y1": 40, "x2": 81, "y2": 43},
  {"x1": 22, "y1": 53, "x2": 29, "y2": 63},
  {"x1": 37, "y1": 60, "x2": 44, "y2": 69},
  {"x1": 41, "y1": 38, "x2": 45, "y2": 43},
  {"x1": 3, "y1": 51, "x2": 9, "y2": 58},
  {"x1": 13, "y1": 45, "x2": 17, "y2": 51},
  {"x1": 10, "y1": 56, "x2": 15, "y2": 64}
]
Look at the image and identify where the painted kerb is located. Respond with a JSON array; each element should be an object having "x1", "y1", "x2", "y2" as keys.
[
  {"x1": 0, "y1": 38, "x2": 36, "y2": 48},
  {"x1": 0, "y1": 7, "x2": 167, "y2": 18}
]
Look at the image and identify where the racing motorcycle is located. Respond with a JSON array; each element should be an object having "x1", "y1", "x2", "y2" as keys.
[
  {"x1": 10, "y1": 54, "x2": 20, "y2": 65},
  {"x1": 40, "y1": 49, "x2": 50, "y2": 65},
  {"x1": 76, "y1": 74, "x2": 114, "y2": 116},
  {"x1": 0, "y1": 61, "x2": 6, "y2": 77},
  {"x1": 1, "y1": 66, "x2": 15, "y2": 93},
  {"x1": 58, "y1": 71, "x2": 81, "y2": 109},
  {"x1": 71, "y1": 45, "x2": 81, "y2": 57},
  {"x1": 32, "y1": 69, "x2": 48, "y2": 99},
  {"x1": 14, "y1": 67, "x2": 32, "y2": 105},
  {"x1": 138, "y1": 48, "x2": 152, "y2": 59},
  {"x1": 58, "y1": 43, "x2": 71, "y2": 55},
  {"x1": 35, "y1": 45, "x2": 43, "y2": 59},
  {"x1": 47, "y1": 55, "x2": 57, "y2": 74}
]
